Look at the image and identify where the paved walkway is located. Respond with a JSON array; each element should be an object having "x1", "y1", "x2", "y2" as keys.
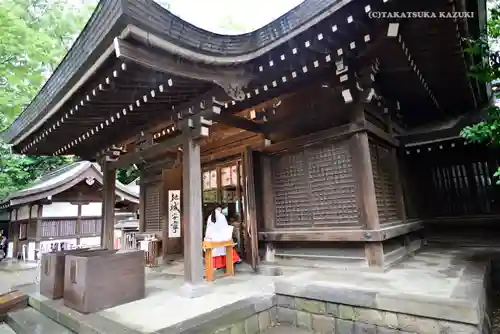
[{"x1": 0, "y1": 261, "x2": 37, "y2": 294}]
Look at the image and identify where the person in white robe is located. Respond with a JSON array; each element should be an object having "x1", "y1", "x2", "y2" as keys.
[{"x1": 204, "y1": 205, "x2": 241, "y2": 269}]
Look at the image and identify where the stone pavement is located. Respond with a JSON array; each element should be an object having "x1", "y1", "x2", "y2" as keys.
[
  {"x1": 0, "y1": 262, "x2": 37, "y2": 295},
  {"x1": 2, "y1": 247, "x2": 492, "y2": 333},
  {"x1": 94, "y1": 248, "x2": 488, "y2": 333}
]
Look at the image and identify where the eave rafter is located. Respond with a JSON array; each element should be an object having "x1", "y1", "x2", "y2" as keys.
[
  {"x1": 251, "y1": 0, "x2": 394, "y2": 80},
  {"x1": 20, "y1": 61, "x2": 129, "y2": 155},
  {"x1": 17, "y1": 0, "x2": 479, "y2": 157},
  {"x1": 70, "y1": 7, "x2": 391, "y2": 156},
  {"x1": 386, "y1": 22, "x2": 441, "y2": 112}
]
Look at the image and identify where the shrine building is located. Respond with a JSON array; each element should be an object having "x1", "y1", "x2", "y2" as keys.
[
  {"x1": 0, "y1": 0, "x2": 491, "y2": 289},
  {"x1": 0, "y1": 161, "x2": 138, "y2": 260}
]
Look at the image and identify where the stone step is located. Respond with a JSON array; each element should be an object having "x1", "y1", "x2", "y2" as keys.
[
  {"x1": 262, "y1": 325, "x2": 312, "y2": 334},
  {"x1": 6, "y1": 307, "x2": 73, "y2": 334},
  {"x1": 0, "y1": 323, "x2": 15, "y2": 334}
]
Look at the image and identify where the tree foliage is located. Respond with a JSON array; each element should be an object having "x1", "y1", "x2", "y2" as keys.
[
  {"x1": 0, "y1": 0, "x2": 258, "y2": 199},
  {"x1": 0, "y1": 0, "x2": 94, "y2": 122},
  {"x1": 460, "y1": 0, "x2": 500, "y2": 181},
  {"x1": 0, "y1": 0, "x2": 94, "y2": 200}
]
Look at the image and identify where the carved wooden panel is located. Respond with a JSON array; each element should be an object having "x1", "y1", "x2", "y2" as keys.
[
  {"x1": 308, "y1": 141, "x2": 358, "y2": 225},
  {"x1": 145, "y1": 183, "x2": 161, "y2": 232},
  {"x1": 370, "y1": 142, "x2": 399, "y2": 222},
  {"x1": 271, "y1": 140, "x2": 359, "y2": 228},
  {"x1": 272, "y1": 151, "x2": 310, "y2": 227}
]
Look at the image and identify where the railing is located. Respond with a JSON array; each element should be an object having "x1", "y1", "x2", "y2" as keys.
[{"x1": 122, "y1": 232, "x2": 138, "y2": 250}]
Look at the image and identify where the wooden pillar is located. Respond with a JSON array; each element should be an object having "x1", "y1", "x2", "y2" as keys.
[
  {"x1": 138, "y1": 176, "x2": 146, "y2": 233},
  {"x1": 243, "y1": 147, "x2": 259, "y2": 270},
  {"x1": 100, "y1": 162, "x2": 116, "y2": 249},
  {"x1": 182, "y1": 134, "x2": 204, "y2": 287},
  {"x1": 10, "y1": 209, "x2": 19, "y2": 259},
  {"x1": 384, "y1": 114, "x2": 406, "y2": 221},
  {"x1": 349, "y1": 105, "x2": 383, "y2": 268},
  {"x1": 76, "y1": 204, "x2": 82, "y2": 245}
]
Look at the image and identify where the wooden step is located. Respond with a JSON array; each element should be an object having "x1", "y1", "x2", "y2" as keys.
[{"x1": 0, "y1": 291, "x2": 27, "y2": 315}]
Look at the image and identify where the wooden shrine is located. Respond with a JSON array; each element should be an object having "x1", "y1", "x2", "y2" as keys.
[
  {"x1": 0, "y1": 161, "x2": 139, "y2": 260},
  {"x1": 0, "y1": 0, "x2": 490, "y2": 290}
]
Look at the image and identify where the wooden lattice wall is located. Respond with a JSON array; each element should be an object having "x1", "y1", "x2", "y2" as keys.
[
  {"x1": 404, "y1": 143, "x2": 500, "y2": 218},
  {"x1": 270, "y1": 139, "x2": 359, "y2": 228},
  {"x1": 369, "y1": 141, "x2": 400, "y2": 223},
  {"x1": 144, "y1": 183, "x2": 161, "y2": 232}
]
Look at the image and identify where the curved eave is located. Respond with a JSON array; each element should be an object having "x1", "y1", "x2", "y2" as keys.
[
  {"x1": 400, "y1": 110, "x2": 485, "y2": 147},
  {"x1": 2, "y1": 0, "x2": 352, "y2": 146},
  {"x1": 0, "y1": 161, "x2": 139, "y2": 209},
  {"x1": 3, "y1": 0, "x2": 488, "y2": 155}
]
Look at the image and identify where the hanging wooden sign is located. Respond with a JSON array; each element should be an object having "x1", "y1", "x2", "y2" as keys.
[
  {"x1": 221, "y1": 166, "x2": 231, "y2": 186},
  {"x1": 209, "y1": 170, "x2": 217, "y2": 189},
  {"x1": 168, "y1": 190, "x2": 181, "y2": 238},
  {"x1": 202, "y1": 171, "x2": 210, "y2": 190},
  {"x1": 230, "y1": 165, "x2": 238, "y2": 185}
]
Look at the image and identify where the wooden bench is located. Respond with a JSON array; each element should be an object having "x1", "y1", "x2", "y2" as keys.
[
  {"x1": 203, "y1": 240, "x2": 235, "y2": 281},
  {"x1": 63, "y1": 250, "x2": 145, "y2": 313}
]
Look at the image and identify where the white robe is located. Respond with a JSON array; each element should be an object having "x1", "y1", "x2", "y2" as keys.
[{"x1": 204, "y1": 211, "x2": 232, "y2": 257}]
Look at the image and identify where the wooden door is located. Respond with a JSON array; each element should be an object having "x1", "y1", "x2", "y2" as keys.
[{"x1": 242, "y1": 147, "x2": 259, "y2": 271}]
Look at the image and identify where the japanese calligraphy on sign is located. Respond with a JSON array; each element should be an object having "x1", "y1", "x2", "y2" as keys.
[{"x1": 168, "y1": 190, "x2": 181, "y2": 238}]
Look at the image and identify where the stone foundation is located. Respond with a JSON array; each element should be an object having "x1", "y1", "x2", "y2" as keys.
[
  {"x1": 212, "y1": 307, "x2": 276, "y2": 334},
  {"x1": 276, "y1": 295, "x2": 483, "y2": 334}
]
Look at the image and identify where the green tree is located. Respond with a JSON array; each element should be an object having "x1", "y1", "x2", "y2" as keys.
[
  {"x1": 0, "y1": 0, "x2": 94, "y2": 199},
  {"x1": 0, "y1": 0, "x2": 94, "y2": 122},
  {"x1": 460, "y1": 0, "x2": 500, "y2": 181},
  {"x1": 117, "y1": 167, "x2": 140, "y2": 186}
]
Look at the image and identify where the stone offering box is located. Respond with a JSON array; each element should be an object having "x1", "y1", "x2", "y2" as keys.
[
  {"x1": 63, "y1": 250, "x2": 145, "y2": 314},
  {"x1": 39, "y1": 248, "x2": 98, "y2": 300}
]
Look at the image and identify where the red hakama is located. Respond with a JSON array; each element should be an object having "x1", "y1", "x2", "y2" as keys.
[{"x1": 212, "y1": 248, "x2": 241, "y2": 269}]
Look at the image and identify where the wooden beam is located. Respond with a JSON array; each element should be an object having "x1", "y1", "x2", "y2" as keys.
[
  {"x1": 365, "y1": 121, "x2": 400, "y2": 147},
  {"x1": 109, "y1": 135, "x2": 184, "y2": 169},
  {"x1": 259, "y1": 120, "x2": 367, "y2": 154},
  {"x1": 258, "y1": 221, "x2": 423, "y2": 242},
  {"x1": 212, "y1": 114, "x2": 265, "y2": 134},
  {"x1": 100, "y1": 162, "x2": 116, "y2": 249},
  {"x1": 182, "y1": 133, "x2": 204, "y2": 286},
  {"x1": 114, "y1": 38, "x2": 247, "y2": 84}
]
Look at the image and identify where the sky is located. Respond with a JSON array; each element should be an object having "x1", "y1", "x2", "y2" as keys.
[{"x1": 156, "y1": 0, "x2": 305, "y2": 35}]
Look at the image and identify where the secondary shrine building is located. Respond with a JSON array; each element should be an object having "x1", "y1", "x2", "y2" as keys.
[
  {"x1": 0, "y1": 0, "x2": 491, "y2": 285},
  {"x1": 0, "y1": 162, "x2": 139, "y2": 260}
]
